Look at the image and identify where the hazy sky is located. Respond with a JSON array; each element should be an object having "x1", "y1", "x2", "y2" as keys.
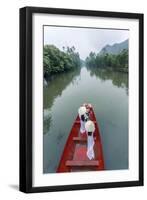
[{"x1": 44, "y1": 26, "x2": 129, "y2": 60}]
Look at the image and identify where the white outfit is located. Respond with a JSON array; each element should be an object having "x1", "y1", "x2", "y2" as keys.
[
  {"x1": 79, "y1": 115, "x2": 86, "y2": 133},
  {"x1": 87, "y1": 133, "x2": 95, "y2": 160},
  {"x1": 78, "y1": 106, "x2": 87, "y2": 134},
  {"x1": 80, "y1": 120, "x2": 86, "y2": 133}
]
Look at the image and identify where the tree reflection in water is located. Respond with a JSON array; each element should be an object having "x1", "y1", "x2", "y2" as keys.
[
  {"x1": 44, "y1": 66, "x2": 128, "y2": 135},
  {"x1": 43, "y1": 66, "x2": 128, "y2": 172},
  {"x1": 87, "y1": 67, "x2": 128, "y2": 95},
  {"x1": 43, "y1": 67, "x2": 81, "y2": 135}
]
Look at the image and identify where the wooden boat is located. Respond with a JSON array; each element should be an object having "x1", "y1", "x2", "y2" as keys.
[{"x1": 57, "y1": 105, "x2": 105, "y2": 172}]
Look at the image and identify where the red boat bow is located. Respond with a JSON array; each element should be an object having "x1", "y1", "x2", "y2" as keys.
[{"x1": 57, "y1": 106, "x2": 105, "y2": 172}]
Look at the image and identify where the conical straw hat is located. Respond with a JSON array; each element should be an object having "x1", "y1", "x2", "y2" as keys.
[
  {"x1": 78, "y1": 106, "x2": 86, "y2": 116},
  {"x1": 85, "y1": 120, "x2": 95, "y2": 132}
]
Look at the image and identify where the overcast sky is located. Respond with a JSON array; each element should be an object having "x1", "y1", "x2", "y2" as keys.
[{"x1": 44, "y1": 26, "x2": 129, "y2": 60}]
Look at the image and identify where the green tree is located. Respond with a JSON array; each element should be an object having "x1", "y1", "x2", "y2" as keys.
[
  {"x1": 43, "y1": 45, "x2": 81, "y2": 77},
  {"x1": 86, "y1": 49, "x2": 128, "y2": 72}
]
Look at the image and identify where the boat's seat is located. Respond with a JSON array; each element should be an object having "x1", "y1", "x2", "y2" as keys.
[
  {"x1": 73, "y1": 137, "x2": 96, "y2": 142},
  {"x1": 75, "y1": 121, "x2": 97, "y2": 124},
  {"x1": 73, "y1": 137, "x2": 87, "y2": 142},
  {"x1": 66, "y1": 160, "x2": 99, "y2": 167}
]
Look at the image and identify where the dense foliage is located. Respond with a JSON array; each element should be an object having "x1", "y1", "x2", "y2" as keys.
[
  {"x1": 85, "y1": 49, "x2": 128, "y2": 72},
  {"x1": 43, "y1": 45, "x2": 81, "y2": 77}
]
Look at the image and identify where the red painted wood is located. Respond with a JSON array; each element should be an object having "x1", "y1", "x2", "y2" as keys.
[
  {"x1": 56, "y1": 106, "x2": 105, "y2": 172},
  {"x1": 66, "y1": 160, "x2": 99, "y2": 166},
  {"x1": 73, "y1": 137, "x2": 87, "y2": 142},
  {"x1": 73, "y1": 145, "x2": 88, "y2": 161}
]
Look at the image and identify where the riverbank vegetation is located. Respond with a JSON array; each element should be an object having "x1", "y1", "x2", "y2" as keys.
[
  {"x1": 85, "y1": 49, "x2": 128, "y2": 73},
  {"x1": 43, "y1": 45, "x2": 81, "y2": 78}
]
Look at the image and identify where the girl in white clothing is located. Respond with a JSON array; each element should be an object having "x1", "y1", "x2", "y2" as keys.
[
  {"x1": 85, "y1": 120, "x2": 95, "y2": 160},
  {"x1": 78, "y1": 106, "x2": 89, "y2": 134}
]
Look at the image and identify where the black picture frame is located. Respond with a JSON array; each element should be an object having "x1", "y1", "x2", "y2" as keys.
[{"x1": 19, "y1": 6, "x2": 144, "y2": 193}]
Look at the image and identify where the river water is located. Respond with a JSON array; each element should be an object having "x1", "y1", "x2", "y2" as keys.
[{"x1": 43, "y1": 66, "x2": 128, "y2": 173}]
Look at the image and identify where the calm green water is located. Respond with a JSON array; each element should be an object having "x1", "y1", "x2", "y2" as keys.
[{"x1": 43, "y1": 67, "x2": 128, "y2": 173}]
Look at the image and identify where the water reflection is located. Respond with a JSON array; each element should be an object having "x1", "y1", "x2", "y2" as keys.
[
  {"x1": 43, "y1": 68, "x2": 81, "y2": 135},
  {"x1": 43, "y1": 66, "x2": 128, "y2": 172},
  {"x1": 44, "y1": 68, "x2": 81, "y2": 109},
  {"x1": 43, "y1": 108, "x2": 52, "y2": 135},
  {"x1": 87, "y1": 67, "x2": 128, "y2": 94}
]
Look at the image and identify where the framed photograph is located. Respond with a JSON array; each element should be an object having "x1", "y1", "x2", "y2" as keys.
[{"x1": 19, "y1": 7, "x2": 144, "y2": 193}]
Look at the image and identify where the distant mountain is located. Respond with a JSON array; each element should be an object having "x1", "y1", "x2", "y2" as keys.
[{"x1": 99, "y1": 39, "x2": 128, "y2": 55}]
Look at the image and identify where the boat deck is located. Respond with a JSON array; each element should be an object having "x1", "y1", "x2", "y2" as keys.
[{"x1": 57, "y1": 107, "x2": 105, "y2": 172}]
